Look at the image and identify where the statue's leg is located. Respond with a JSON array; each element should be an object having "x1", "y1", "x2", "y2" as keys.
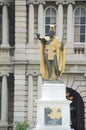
[
  {"x1": 52, "y1": 55, "x2": 59, "y2": 77},
  {"x1": 44, "y1": 53, "x2": 52, "y2": 78}
]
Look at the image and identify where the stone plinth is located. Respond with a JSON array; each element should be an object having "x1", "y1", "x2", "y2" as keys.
[
  {"x1": 31, "y1": 81, "x2": 74, "y2": 130},
  {"x1": 41, "y1": 81, "x2": 66, "y2": 101}
]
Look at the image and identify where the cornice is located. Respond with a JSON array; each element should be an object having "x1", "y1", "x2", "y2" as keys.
[{"x1": 13, "y1": 61, "x2": 28, "y2": 65}]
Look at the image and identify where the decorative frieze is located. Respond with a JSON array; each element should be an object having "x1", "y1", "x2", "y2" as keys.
[
  {"x1": 27, "y1": 64, "x2": 40, "y2": 77},
  {"x1": 56, "y1": 0, "x2": 64, "y2": 5},
  {"x1": 27, "y1": 0, "x2": 45, "y2": 5}
]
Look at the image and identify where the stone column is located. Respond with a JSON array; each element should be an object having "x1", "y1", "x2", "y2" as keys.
[
  {"x1": 28, "y1": 3, "x2": 34, "y2": 43},
  {"x1": 15, "y1": 0, "x2": 26, "y2": 61},
  {"x1": 67, "y1": 3, "x2": 73, "y2": 44},
  {"x1": 37, "y1": 75, "x2": 42, "y2": 99},
  {"x1": 1, "y1": 3, "x2": 9, "y2": 47},
  {"x1": 0, "y1": 3, "x2": 10, "y2": 63},
  {"x1": 27, "y1": 74, "x2": 33, "y2": 126},
  {"x1": 38, "y1": 3, "x2": 44, "y2": 37},
  {"x1": 1, "y1": 72, "x2": 8, "y2": 122},
  {"x1": 57, "y1": 3, "x2": 63, "y2": 40}
]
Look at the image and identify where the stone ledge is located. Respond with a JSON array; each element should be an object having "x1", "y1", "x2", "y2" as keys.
[{"x1": 0, "y1": 121, "x2": 8, "y2": 129}]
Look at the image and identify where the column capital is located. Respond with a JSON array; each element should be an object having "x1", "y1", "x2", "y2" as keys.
[
  {"x1": 27, "y1": 0, "x2": 45, "y2": 5},
  {"x1": 56, "y1": 0, "x2": 64, "y2": 5},
  {"x1": 0, "y1": 2, "x2": 10, "y2": 6},
  {"x1": 0, "y1": 66, "x2": 9, "y2": 76},
  {"x1": 84, "y1": 73, "x2": 86, "y2": 78},
  {"x1": 1, "y1": 71, "x2": 9, "y2": 76},
  {"x1": 63, "y1": 0, "x2": 75, "y2": 5},
  {"x1": 27, "y1": 0, "x2": 34, "y2": 4},
  {"x1": 26, "y1": 70, "x2": 40, "y2": 76},
  {"x1": 26, "y1": 72, "x2": 38, "y2": 76},
  {"x1": 37, "y1": 0, "x2": 45, "y2": 5},
  {"x1": 26, "y1": 73, "x2": 33, "y2": 77}
]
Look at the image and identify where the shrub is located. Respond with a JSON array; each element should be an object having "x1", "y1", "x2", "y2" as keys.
[{"x1": 15, "y1": 121, "x2": 29, "y2": 130}]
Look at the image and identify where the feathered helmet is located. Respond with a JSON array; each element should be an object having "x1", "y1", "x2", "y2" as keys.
[{"x1": 50, "y1": 24, "x2": 55, "y2": 32}]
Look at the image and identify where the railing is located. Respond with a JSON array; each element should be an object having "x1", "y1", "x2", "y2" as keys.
[
  {"x1": 74, "y1": 48, "x2": 85, "y2": 54},
  {"x1": 73, "y1": 43, "x2": 85, "y2": 54}
]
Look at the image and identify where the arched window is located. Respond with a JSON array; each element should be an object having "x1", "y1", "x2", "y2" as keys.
[
  {"x1": 45, "y1": 7, "x2": 56, "y2": 36},
  {"x1": 74, "y1": 7, "x2": 86, "y2": 43}
]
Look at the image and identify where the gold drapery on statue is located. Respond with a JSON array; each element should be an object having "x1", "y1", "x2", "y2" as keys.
[{"x1": 40, "y1": 36, "x2": 65, "y2": 79}]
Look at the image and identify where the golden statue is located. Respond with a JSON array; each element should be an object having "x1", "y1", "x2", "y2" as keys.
[{"x1": 37, "y1": 25, "x2": 65, "y2": 80}]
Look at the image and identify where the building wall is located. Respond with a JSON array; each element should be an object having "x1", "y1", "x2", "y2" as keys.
[{"x1": 0, "y1": 0, "x2": 86, "y2": 130}]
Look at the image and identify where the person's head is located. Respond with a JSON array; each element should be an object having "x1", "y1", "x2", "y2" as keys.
[{"x1": 49, "y1": 25, "x2": 55, "y2": 38}]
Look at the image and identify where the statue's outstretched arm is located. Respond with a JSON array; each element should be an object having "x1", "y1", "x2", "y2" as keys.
[{"x1": 36, "y1": 34, "x2": 46, "y2": 44}]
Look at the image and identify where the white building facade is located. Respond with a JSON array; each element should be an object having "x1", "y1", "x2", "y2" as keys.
[{"x1": 0, "y1": 0, "x2": 86, "y2": 130}]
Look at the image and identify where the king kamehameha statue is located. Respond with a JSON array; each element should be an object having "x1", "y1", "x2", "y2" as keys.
[
  {"x1": 31, "y1": 25, "x2": 74, "y2": 130},
  {"x1": 37, "y1": 25, "x2": 65, "y2": 80}
]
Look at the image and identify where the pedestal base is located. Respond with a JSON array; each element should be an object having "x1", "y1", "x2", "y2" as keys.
[{"x1": 29, "y1": 81, "x2": 74, "y2": 130}]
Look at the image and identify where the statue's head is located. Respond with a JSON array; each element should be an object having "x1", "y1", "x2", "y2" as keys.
[{"x1": 49, "y1": 25, "x2": 55, "y2": 38}]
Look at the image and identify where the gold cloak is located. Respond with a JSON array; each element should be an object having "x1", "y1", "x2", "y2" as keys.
[{"x1": 40, "y1": 36, "x2": 65, "y2": 79}]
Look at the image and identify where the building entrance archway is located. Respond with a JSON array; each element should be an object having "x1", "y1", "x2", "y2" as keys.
[{"x1": 66, "y1": 87, "x2": 85, "y2": 130}]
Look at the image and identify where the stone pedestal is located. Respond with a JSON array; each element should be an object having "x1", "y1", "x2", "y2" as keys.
[{"x1": 32, "y1": 81, "x2": 74, "y2": 130}]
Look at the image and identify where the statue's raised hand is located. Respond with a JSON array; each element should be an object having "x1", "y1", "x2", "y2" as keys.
[
  {"x1": 36, "y1": 33, "x2": 47, "y2": 44},
  {"x1": 36, "y1": 34, "x2": 40, "y2": 39}
]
